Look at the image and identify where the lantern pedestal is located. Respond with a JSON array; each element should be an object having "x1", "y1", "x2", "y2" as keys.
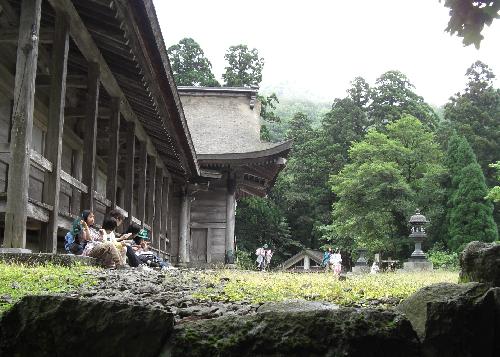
[
  {"x1": 403, "y1": 260, "x2": 433, "y2": 272},
  {"x1": 352, "y1": 248, "x2": 370, "y2": 274}
]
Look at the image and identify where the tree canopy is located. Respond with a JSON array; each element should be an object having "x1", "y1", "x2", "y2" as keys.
[
  {"x1": 327, "y1": 116, "x2": 446, "y2": 256},
  {"x1": 222, "y1": 45, "x2": 264, "y2": 87},
  {"x1": 167, "y1": 38, "x2": 220, "y2": 87},
  {"x1": 443, "y1": 0, "x2": 500, "y2": 48},
  {"x1": 445, "y1": 134, "x2": 498, "y2": 251},
  {"x1": 444, "y1": 61, "x2": 500, "y2": 185},
  {"x1": 369, "y1": 71, "x2": 439, "y2": 131}
]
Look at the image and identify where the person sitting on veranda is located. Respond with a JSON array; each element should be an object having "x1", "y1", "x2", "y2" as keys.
[
  {"x1": 65, "y1": 210, "x2": 93, "y2": 255},
  {"x1": 80, "y1": 212, "x2": 126, "y2": 269},
  {"x1": 130, "y1": 229, "x2": 170, "y2": 269},
  {"x1": 106, "y1": 210, "x2": 142, "y2": 268}
]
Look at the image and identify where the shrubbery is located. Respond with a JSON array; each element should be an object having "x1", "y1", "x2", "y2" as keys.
[{"x1": 427, "y1": 245, "x2": 459, "y2": 270}]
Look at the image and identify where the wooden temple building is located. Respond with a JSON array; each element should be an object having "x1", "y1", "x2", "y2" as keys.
[{"x1": 0, "y1": 0, "x2": 290, "y2": 266}]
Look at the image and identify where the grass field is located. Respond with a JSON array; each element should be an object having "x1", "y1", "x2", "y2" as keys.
[
  {"x1": 193, "y1": 270, "x2": 459, "y2": 307},
  {"x1": 0, "y1": 262, "x2": 98, "y2": 314}
]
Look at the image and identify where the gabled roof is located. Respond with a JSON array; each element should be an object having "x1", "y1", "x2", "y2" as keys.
[{"x1": 281, "y1": 249, "x2": 324, "y2": 270}]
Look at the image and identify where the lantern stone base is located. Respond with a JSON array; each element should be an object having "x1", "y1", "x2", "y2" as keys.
[
  {"x1": 403, "y1": 260, "x2": 433, "y2": 272},
  {"x1": 352, "y1": 265, "x2": 370, "y2": 274}
]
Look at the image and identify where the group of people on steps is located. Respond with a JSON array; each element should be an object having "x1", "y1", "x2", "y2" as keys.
[{"x1": 65, "y1": 209, "x2": 170, "y2": 270}]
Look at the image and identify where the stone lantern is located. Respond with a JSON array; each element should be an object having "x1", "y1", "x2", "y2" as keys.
[
  {"x1": 404, "y1": 209, "x2": 433, "y2": 271},
  {"x1": 352, "y1": 247, "x2": 370, "y2": 274}
]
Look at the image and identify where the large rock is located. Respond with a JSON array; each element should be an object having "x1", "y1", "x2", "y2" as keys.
[
  {"x1": 397, "y1": 282, "x2": 499, "y2": 357},
  {"x1": 166, "y1": 308, "x2": 421, "y2": 356},
  {"x1": 459, "y1": 241, "x2": 500, "y2": 286},
  {"x1": 0, "y1": 295, "x2": 174, "y2": 357},
  {"x1": 257, "y1": 299, "x2": 338, "y2": 313}
]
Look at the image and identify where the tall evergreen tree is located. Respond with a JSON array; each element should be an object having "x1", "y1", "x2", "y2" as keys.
[
  {"x1": 167, "y1": 38, "x2": 220, "y2": 87},
  {"x1": 444, "y1": 61, "x2": 500, "y2": 186},
  {"x1": 445, "y1": 135, "x2": 498, "y2": 251},
  {"x1": 222, "y1": 45, "x2": 264, "y2": 87},
  {"x1": 369, "y1": 71, "x2": 439, "y2": 131}
]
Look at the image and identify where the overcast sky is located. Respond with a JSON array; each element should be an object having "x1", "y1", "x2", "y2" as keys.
[{"x1": 152, "y1": 0, "x2": 500, "y2": 106}]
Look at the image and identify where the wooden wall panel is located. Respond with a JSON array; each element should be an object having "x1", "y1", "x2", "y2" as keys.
[
  {"x1": 0, "y1": 99, "x2": 11, "y2": 142},
  {"x1": 210, "y1": 227, "x2": 226, "y2": 260}
]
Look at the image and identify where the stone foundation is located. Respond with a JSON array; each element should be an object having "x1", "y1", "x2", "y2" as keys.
[
  {"x1": 0, "y1": 252, "x2": 97, "y2": 267},
  {"x1": 403, "y1": 260, "x2": 433, "y2": 272}
]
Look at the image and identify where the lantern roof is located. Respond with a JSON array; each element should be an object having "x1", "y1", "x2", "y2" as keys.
[{"x1": 409, "y1": 209, "x2": 428, "y2": 224}]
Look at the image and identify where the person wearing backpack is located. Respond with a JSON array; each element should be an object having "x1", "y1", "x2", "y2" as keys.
[{"x1": 64, "y1": 210, "x2": 93, "y2": 255}]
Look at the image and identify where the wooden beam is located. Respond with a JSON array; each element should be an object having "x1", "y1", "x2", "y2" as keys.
[
  {"x1": 30, "y1": 150, "x2": 52, "y2": 172},
  {"x1": 106, "y1": 97, "x2": 120, "y2": 212},
  {"x1": 94, "y1": 190, "x2": 111, "y2": 207},
  {"x1": 41, "y1": 11, "x2": 70, "y2": 253},
  {"x1": 153, "y1": 168, "x2": 163, "y2": 252},
  {"x1": 146, "y1": 155, "x2": 156, "y2": 226},
  {"x1": 0, "y1": 28, "x2": 54, "y2": 43},
  {"x1": 123, "y1": 121, "x2": 135, "y2": 228},
  {"x1": 136, "y1": 140, "x2": 147, "y2": 225},
  {"x1": 4, "y1": 0, "x2": 42, "y2": 249},
  {"x1": 36, "y1": 74, "x2": 86, "y2": 88},
  {"x1": 80, "y1": 62, "x2": 100, "y2": 212},
  {"x1": 61, "y1": 169, "x2": 87, "y2": 193}
]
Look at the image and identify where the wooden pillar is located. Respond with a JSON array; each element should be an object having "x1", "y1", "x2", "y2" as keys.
[
  {"x1": 123, "y1": 121, "x2": 135, "y2": 228},
  {"x1": 225, "y1": 176, "x2": 236, "y2": 264},
  {"x1": 153, "y1": 168, "x2": 163, "y2": 252},
  {"x1": 70, "y1": 149, "x2": 82, "y2": 215},
  {"x1": 146, "y1": 155, "x2": 156, "y2": 226},
  {"x1": 178, "y1": 186, "x2": 190, "y2": 265},
  {"x1": 3, "y1": 0, "x2": 42, "y2": 249},
  {"x1": 80, "y1": 62, "x2": 99, "y2": 212},
  {"x1": 105, "y1": 97, "x2": 120, "y2": 212},
  {"x1": 304, "y1": 255, "x2": 311, "y2": 270},
  {"x1": 136, "y1": 141, "x2": 147, "y2": 225},
  {"x1": 41, "y1": 11, "x2": 70, "y2": 253},
  {"x1": 161, "y1": 175, "x2": 170, "y2": 252}
]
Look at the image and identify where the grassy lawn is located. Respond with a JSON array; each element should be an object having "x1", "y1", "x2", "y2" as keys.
[
  {"x1": 193, "y1": 270, "x2": 459, "y2": 307},
  {"x1": 0, "y1": 262, "x2": 98, "y2": 314}
]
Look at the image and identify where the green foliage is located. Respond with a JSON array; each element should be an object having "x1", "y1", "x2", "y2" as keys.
[
  {"x1": 445, "y1": 134, "x2": 498, "y2": 251},
  {"x1": 369, "y1": 71, "x2": 439, "y2": 131},
  {"x1": 167, "y1": 38, "x2": 220, "y2": 87},
  {"x1": 0, "y1": 262, "x2": 98, "y2": 314},
  {"x1": 263, "y1": 97, "x2": 330, "y2": 142},
  {"x1": 235, "y1": 250, "x2": 255, "y2": 270},
  {"x1": 486, "y1": 161, "x2": 500, "y2": 202},
  {"x1": 327, "y1": 116, "x2": 447, "y2": 257},
  {"x1": 193, "y1": 270, "x2": 458, "y2": 306},
  {"x1": 258, "y1": 93, "x2": 280, "y2": 123},
  {"x1": 444, "y1": 61, "x2": 500, "y2": 185},
  {"x1": 272, "y1": 112, "x2": 332, "y2": 250},
  {"x1": 222, "y1": 45, "x2": 264, "y2": 87},
  {"x1": 427, "y1": 243, "x2": 459, "y2": 270},
  {"x1": 442, "y1": 0, "x2": 500, "y2": 48},
  {"x1": 235, "y1": 197, "x2": 300, "y2": 265}
]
